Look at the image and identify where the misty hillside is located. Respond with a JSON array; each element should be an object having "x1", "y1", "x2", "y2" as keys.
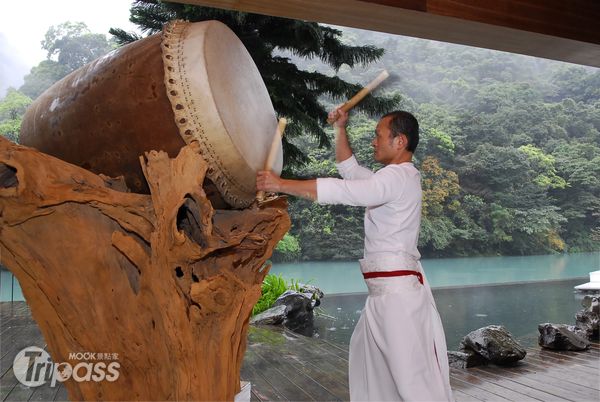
[{"x1": 275, "y1": 27, "x2": 600, "y2": 261}]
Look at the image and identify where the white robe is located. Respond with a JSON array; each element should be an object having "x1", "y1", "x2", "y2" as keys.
[{"x1": 316, "y1": 155, "x2": 453, "y2": 402}]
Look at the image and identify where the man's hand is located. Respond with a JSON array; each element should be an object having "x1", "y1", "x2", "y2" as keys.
[
  {"x1": 256, "y1": 171, "x2": 317, "y2": 201},
  {"x1": 256, "y1": 170, "x2": 282, "y2": 193},
  {"x1": 329, "y1": 107, "x2": 353, "y2": 163},
  {"x1": 328, "y1": 108, "x2": 349, "y2": 128}
]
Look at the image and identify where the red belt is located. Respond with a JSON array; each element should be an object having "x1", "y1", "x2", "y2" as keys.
[{"x1": 362, "y1": 270, "x2": 423, "y2": 284}]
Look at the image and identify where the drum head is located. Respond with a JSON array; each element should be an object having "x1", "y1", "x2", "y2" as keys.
[{"x1": 162, "y1": 20, "x2": 282, "y2": 208}]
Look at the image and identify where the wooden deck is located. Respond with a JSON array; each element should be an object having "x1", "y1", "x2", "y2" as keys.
[
  {"x1": 242, "y1": 326, "x2": 600, "y2": 402},
  {"x1": 1, "y1": 301, "x2": 599, "y2": 401}
]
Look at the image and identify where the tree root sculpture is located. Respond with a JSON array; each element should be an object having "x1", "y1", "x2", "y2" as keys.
[{"x1": 0, "y1": 136, "x2": 290, "y2": 400}]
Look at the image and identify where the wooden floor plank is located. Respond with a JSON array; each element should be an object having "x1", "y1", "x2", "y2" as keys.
[
  {"x1": 0, "y1": 326, "x2": 45, "y2": 379},
  {"x1": 250, "y1": 389, "x2": 261, "y2": 402},
  {"x1": 449, "y1": 375, "x2": 512, "y2": 401},
  {"x1": 488, "y1": 365, "x2": 594, "y2": 401},
  {"x1": 251, "y1": 351, "x2": 316, "y2": 401},
  {"x1": 468, "y1": 366, "x2": 568, "y2": 401},
  {"x1": 26, "y1": 382, "x2": 61, "y2": 402},
  {"x1": 241, "y1": 349, "x2": 289, "y2": 401},
  {"x1": 535, "y1": 349, "x2": 600, "y2": 369},
  {"x1": 252, "y1": 328, "x2": 348, "y2": 380},
  {"x1": 523, "y1": 355, "x2": 600, "y2": 389},
  {"x1": 53, "y1": 384, "x2": 69, "y2": 401},
  {"x1": 526, "y1": 350, "x2": 600, "y2": 377},
  {"x1": 248, "y1": 328, "x2": 348, "y2": 400},
  {"x1": 252, "y1": 348, "x2": 342, "y2": 401},
  {"x1": 2, "y1": 301, "x2": 599, "y2": 402},
  {"x1": 453, "y1": 388, "x2": 484, "y2": 402}
]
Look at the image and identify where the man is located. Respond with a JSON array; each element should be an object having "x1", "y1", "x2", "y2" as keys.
[{"x1": 256, "y1": 109, "x2": 453, "y2": 401}]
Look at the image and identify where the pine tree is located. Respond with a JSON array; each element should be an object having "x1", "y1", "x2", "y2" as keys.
[{"x1": 110, "y1": 0, "x2": 399, "y2": 165}]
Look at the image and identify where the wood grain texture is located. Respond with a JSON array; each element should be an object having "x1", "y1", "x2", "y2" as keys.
[
  {"x1": 173, "y1": 0, "x2": 600, "y2": 67},
  {"x1": 0, "y1": 137, "x2": 290, "y2": 401}
]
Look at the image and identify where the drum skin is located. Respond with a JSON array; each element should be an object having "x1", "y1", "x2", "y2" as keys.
[{"x1": 20, "y1": 20, "x2": 281, "y2": 208}]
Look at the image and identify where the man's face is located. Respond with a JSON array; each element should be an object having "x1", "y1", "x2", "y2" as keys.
[{"x1": 372, "y1": 116, "x2": 399, "y2": 164}]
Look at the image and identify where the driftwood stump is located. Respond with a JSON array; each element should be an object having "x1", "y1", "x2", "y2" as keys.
[{"x1": 0, "y1": 136, "x2": 290, "y2": 400}]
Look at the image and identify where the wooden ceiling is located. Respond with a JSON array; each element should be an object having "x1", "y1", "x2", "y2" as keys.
[{"x1": 171, "y1": 0, "x2": 600, "y2": 68}]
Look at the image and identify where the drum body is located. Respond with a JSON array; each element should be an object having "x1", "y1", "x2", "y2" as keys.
[{"x1": 20, "y1": 20, "x2": 281, "y2": 208}]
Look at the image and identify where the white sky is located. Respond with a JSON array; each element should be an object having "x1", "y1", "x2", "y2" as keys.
[{"x1": 1, "y1": 0, "x2": 140, "y2": 94}]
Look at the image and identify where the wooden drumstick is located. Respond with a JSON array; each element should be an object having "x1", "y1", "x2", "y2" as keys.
[
  {"x1": 257, "y1": 117, "x2": 287, "y2": 201},
  {"x1": 327, "y1": 70, "x2": 390, "y2": 124}
]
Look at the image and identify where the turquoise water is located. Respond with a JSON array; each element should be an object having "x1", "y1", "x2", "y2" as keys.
[
  {"x1": 2, "y1": 252, "x2": 598, "y2": 301},
  {"x1": 0, "y1": 269, "x2": 24, "y2": 302},
  {"x1": 270, "y1": 252, "x2": 600, "y2": 294}
]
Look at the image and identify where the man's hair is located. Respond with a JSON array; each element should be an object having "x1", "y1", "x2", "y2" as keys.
[{"x1": 382, "y1": 110, "x2": 419, "y2": 153}]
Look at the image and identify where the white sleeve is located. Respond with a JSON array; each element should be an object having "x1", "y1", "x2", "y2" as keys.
[
  {"x1": 336, "y1": 155, "x2": 374, "y2": 180},
  {"x1": 316, "y1": 167, "x2": 404, "y2": 207}
]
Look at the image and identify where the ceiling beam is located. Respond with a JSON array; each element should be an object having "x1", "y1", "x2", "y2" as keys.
[{"x1": 170, "y1": 0, "x2": 600, "y2": 67}]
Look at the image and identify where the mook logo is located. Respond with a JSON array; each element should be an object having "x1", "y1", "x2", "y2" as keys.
[{"x1": 13, "y1": 346, "x2": 121, "y2": 387}]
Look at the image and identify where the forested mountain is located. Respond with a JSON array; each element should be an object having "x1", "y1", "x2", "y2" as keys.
[
  {"x1": 275, "y1": 28, "x2": 600, "y2": 260},
  {"x1": 1, "y1": 17, "x2": 597, "y2": 260}
]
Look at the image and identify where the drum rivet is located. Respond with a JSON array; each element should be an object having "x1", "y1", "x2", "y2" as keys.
[
  {"x1": 166, "y1": 55, "x2": 172, "y2": 60},
  {"x1": 185, "y1": 130, "x2": 192, "y2": 136},
  {"x1": 179, "y1": 118, "x2": 186, "y2": 124},
  {"x1": 176, "y1": 104, "x2": 184, "y2": 110},
  {"x1": 170, "y1": 90, "x2": 178, "y2": 96},
  {"x1": 169, "y1": 79, "x2": 176, "y2": 84}
]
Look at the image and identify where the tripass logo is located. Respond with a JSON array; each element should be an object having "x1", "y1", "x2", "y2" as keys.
[{"x1": 13, "y1": 346, "x2": 121, "y2": 387}]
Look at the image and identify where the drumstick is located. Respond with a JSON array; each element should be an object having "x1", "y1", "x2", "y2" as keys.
[
  {"x1": 327, "y1": 70, "x2": 389, "y2": 124},
  {"x1": 257, "y1": 117, "x2": 287, "y2": 201}
]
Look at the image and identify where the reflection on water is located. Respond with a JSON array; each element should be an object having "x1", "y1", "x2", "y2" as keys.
[{"x1": 312, "y1": 278, "x2": 588, "y2": 350}]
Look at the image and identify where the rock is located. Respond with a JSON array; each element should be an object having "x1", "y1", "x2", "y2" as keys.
[
  {"x1": 460, "y1": 325, "x2": 526, "y2": 365},
  {"x1": 538, "y1": 323, "x2": 590, "y2": 351},
  {"x1": 575, "y1": 296, "x2": 599, "y2": 340},
  {"x1": 581, "y1": 295, "x2": 599, "y2": 314},
  {"x1": 447, "y1": 350, "x2": 487, "y2": 369},
  {"x1": 566, "y1": 325, "x2": 589, "y2": 341},
  {"x1": 273, "y1": 290, "x2": 315, "y2": 336},
  {"x1": 274, "y1": 290, "x2": 314, "y2": 313},
  {"x1": 297, "y1": 284, "x2": 325, "y2": 308},
  {"x1": 250, "y1": 305, "x2": 286, "y2": 325}
]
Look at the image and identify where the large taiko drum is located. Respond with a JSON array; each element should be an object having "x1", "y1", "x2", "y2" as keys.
[{"x1": 20, "y1": 20, "x2": 282, "y2": 209}]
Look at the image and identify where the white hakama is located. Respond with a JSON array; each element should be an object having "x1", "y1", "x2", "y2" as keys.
[{"x1": 349, "y1": 256, "x2": 453, "y2": 401}]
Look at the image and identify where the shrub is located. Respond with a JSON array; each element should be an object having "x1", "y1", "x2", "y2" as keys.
[{"x1": 252, "y1": 274, "x2": 300, "y2": 316}]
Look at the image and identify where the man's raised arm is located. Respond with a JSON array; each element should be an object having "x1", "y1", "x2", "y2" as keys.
[{"x1": 330, "y1": 109, "x2": 353, "y2": 163}]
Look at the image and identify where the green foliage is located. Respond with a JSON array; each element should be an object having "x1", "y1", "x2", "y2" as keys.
[
  {"x1": 20, "y1": 60, "x2": 70, "y2": 99},
  {"x1": 280, "y1": 28, "x2": 599, "y2": 258},
  {"x1": 42, "y1": 22, "x2": 115, "y2": 72},
  {"x1": 273, "y1": 233, "x2": 301, "y2": 262},
  {"x1": 20, "y1": 22, "x2": 114, "y2": 99},
  {"x1": 518, "y1": 144, "x2": 566, "y2": 189},
  {"x1": 111, "y1": 0, "x2": 399, "y2": 165},
  {"x1": 252, "y1": 274, "x2": 301, "y2": 316},
  {"x1": 0, "y1": 88, "x2": 32, "y2": 143}
]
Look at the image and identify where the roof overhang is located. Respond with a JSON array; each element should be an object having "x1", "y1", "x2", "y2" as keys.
[{"x1": 170, "y1": 0, "x2": 600, "y2": 67}]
